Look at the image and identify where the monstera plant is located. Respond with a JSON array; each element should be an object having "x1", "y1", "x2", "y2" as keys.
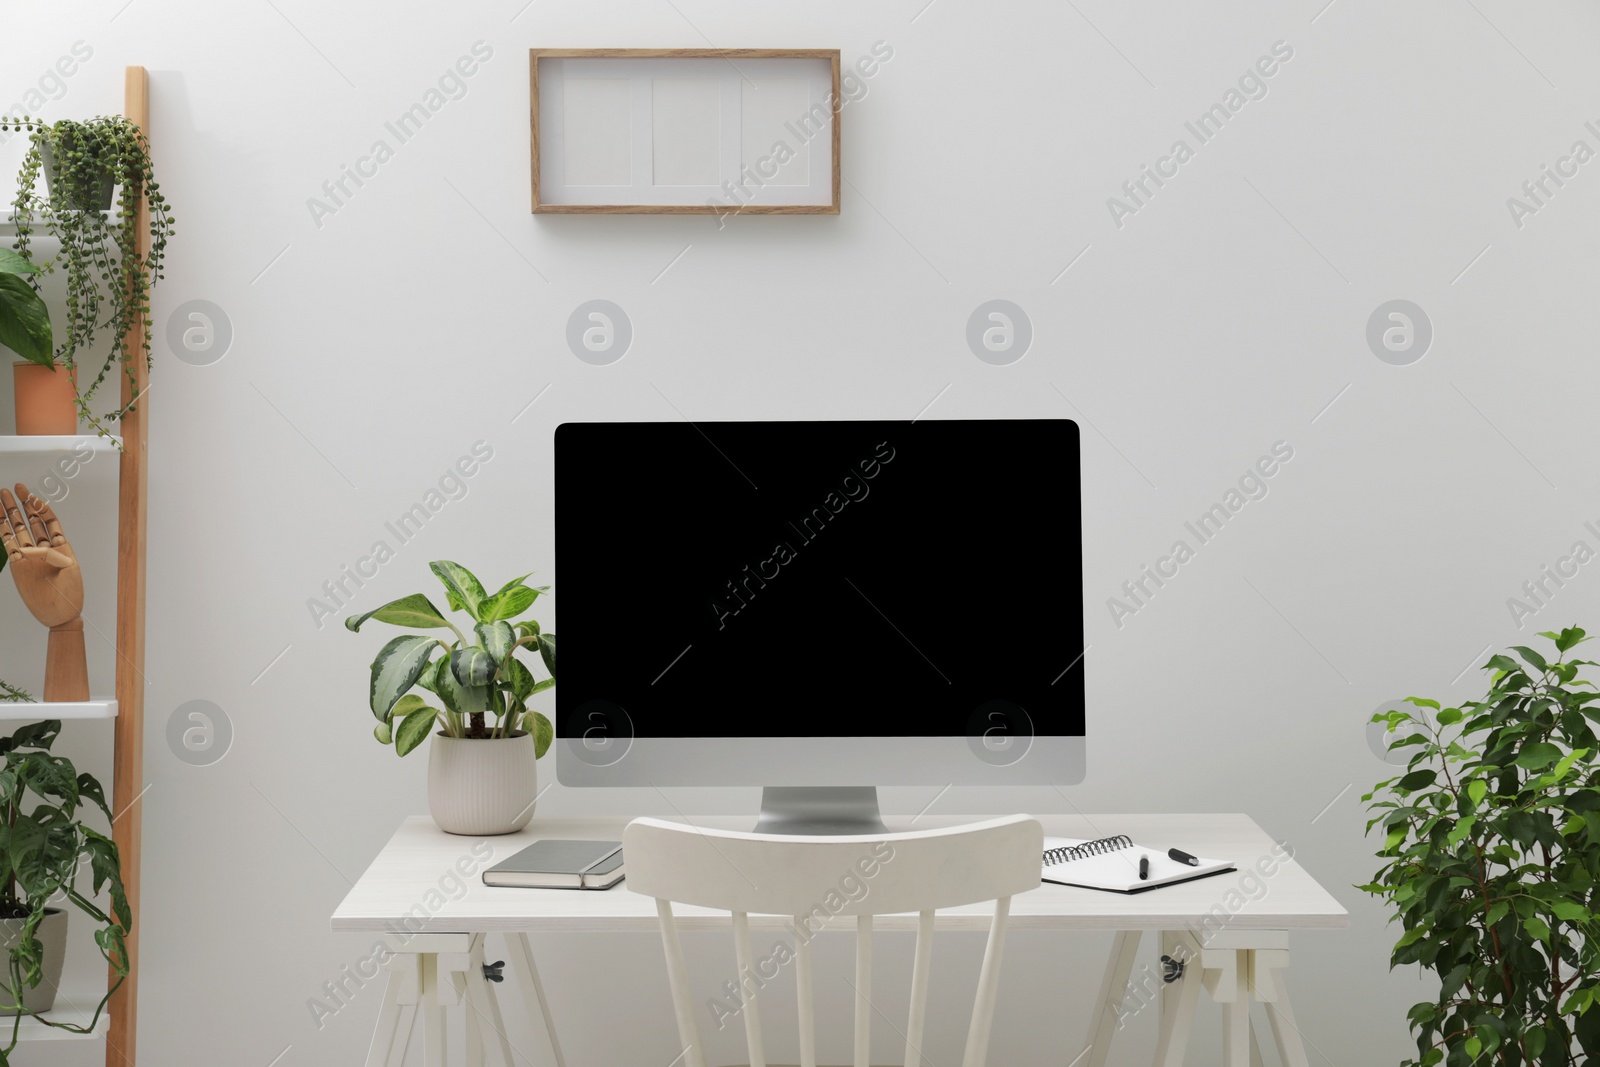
[
  {"x1": 0, "y1": 719, "x2": 129, "y2": 1056},
  {"x1": 346, "y1": 561, "x2": 554, "y2": 757}
]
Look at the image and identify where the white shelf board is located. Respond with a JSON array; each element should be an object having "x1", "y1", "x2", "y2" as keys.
[
  {"x1": 1, "y1": 1005, "x2": 107, "y2": 1041},
  {"x1": 0, "y1": 218, "x2": 63, "y2": 240},
  {"x1": 0, "y1": 435, "x2": 120, "y2": 454},
  {"x1": 0, "y1": 699, "x2": 116, "y2": 721}
]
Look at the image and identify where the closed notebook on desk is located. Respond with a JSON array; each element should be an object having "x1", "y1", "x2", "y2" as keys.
[
  {"x1": 1041, "y1": 835, "x2": 1234, "y2": 894},
  {"x1": 482, "y1": 840, "x2": 625, "y2": 890}
]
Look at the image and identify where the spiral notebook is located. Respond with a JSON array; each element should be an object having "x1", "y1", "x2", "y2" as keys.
[{"x1": 1041, "y1": 835, "x2": 1235, "y2": 894}]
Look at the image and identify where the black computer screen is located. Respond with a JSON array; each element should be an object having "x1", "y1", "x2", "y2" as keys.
[{"x1": 555, "y1": 420, "x2": 1084, "y2": 740}]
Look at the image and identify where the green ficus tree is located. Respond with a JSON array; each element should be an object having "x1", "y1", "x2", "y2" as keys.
[
  {"x1": 347, "y1": 562, "x2": 555, "y2": 757},
  {"x1": 1364, "y1": 626, "x2": 1600, "y2": 1065}
]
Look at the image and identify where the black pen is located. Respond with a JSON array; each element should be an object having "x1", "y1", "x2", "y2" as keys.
[
  {"x1": 1168, "y1": 848, "x2": 1200, "y2": 867},
  {"x1": 1138, "y1": 854, "x2": 1150, "y2": 880}
]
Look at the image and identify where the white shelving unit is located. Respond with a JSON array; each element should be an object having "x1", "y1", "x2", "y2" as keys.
[
  {"x1": 0, "y1": 700, "x2": 116, "y2": 721},
  {"x1": 0, "y1": 435, "x2": 120, "y2": 454},
  {"x1": 0, "y1": 67, "x2": 151, "y2": 1065}
]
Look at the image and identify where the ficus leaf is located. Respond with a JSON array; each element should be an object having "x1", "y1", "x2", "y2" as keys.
[{"x1": 1515, "y1": 742, "x2": 1562, "y2": 770}]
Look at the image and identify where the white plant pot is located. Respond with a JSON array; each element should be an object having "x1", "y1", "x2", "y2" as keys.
[
  {"x1": 427, "y1": 732, "x2": 538, "y2": 836},
  {"x1": 0, "y1": 908, "x2": 66, "y2": 1015}
]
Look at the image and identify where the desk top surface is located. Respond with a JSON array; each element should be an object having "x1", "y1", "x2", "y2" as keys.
[{"x1": 331, "y1": 813, "x2": 1348, "y2": 934}]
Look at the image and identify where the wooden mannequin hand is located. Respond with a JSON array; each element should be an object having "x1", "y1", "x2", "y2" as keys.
[{"x1": 1, "y1": 483, "x2": 84, "y2": 629}]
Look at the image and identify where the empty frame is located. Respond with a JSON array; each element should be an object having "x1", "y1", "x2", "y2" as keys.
[{"x1": 530, "y1": 49, "x2": 841, "y2": 214}]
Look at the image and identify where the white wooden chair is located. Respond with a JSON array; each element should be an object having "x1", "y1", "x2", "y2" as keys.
[{"x1": 623, "y1": 814, "x2": 1043, "y2": 1067}]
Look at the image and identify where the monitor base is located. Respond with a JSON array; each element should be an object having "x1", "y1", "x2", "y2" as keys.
[{"x1": 753, "y1": 786, "x2": 889, "y2": 836}]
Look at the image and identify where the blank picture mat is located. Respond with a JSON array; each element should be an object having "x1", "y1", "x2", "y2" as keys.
[{"x1": 537, "y1": 55, "x2": 835, "y2": 208}]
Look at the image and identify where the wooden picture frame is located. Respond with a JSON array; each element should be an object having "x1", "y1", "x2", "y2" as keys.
[{"x1": 529, "y1": 48, "x2": 841, "y2": 215}]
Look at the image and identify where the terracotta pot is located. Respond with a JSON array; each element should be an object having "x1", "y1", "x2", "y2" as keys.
[
  {"x1": 428, "y1": 732, "x2": 538, "y2": 835},
  {"x1": 12, "y1": 363, "x2": 76, "y2": 436},
  {"x1": 0, "y1": 908, "x2": 67, "y2": 1015}
]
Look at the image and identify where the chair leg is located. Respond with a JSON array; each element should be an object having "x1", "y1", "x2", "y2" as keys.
[
  {"x1": 365, "y1": 955, "x2": 420, "y2": 1067},
  {"x1": 1083, "y1": 930, "x2": 1140, "y2": 1067},
  {"x1": 508, "y1": 933, "x2": 567, "y2": 1067}
]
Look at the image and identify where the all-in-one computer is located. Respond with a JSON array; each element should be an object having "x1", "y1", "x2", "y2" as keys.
[{"x1": 555, "y1": 419, "x2": 1084, "y2": 833}]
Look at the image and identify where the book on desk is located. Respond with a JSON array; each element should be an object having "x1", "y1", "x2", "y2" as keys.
[{"x1": 482, "y1": 840, "x2": 626, "y2": 890}]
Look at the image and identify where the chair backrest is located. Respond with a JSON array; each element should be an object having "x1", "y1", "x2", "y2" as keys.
[{"x1": 624, "y1": 814, "x2": 1043, "y2": 1067}]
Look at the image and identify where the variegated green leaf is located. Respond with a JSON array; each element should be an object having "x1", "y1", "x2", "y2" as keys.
[
  {"x1": 482, "y1": 585, "x2": 546, "y2": 622},
  {"x1": 526, "y1": 711, "x2": 554, "y2": 758},
  {"x1": 0, "y1": 273, "x2": 53, "y2": 366},
  {"x1": 345, "y1": 593, "x2": 454, "y2": 633},
  {"x1": 394, "y1": 705, "x2": 438, "y2": 756},
  {"x1": 368, "y1": 636, "x2": 441, "y2": 721},
  {"x1": 537, "y1": 633, "x2": 556, "y2": 679},
  {"x1": 374, "y1": 721, "x2": 393, "y2": 744},
  {"x1": 451, "y1": 646, "x2": 494, "y2": 688},
  {"x1": 430, "y1": 561, "x2": 488, "y2": 621},
  {"x1": 389, "y1": 693, "x2": 430, "y2": 722},
  {"x1": 476, "y1": 621, "x2": 516, "y2": 666},
  {"x1": 434, "y1": 653, "x2": 488, "y2": 715},
  {"x1": 480, "y1": 573, "x2": 533, "y2": 621},
  {"x1": 0, "y1": 248, "x2": 41, "y2": 275},
  {"x1": 500, "y1": 656, "x2": 535, "y2": 700}
]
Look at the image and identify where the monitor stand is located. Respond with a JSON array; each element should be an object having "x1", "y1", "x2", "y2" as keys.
[{"x1": 753, "y1": 786, "x2": 890, "y2": 836}]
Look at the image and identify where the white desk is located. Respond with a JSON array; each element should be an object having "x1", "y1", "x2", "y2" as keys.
[{"x1": 333, "y1": 813, "x2": 1347, "y2": 1066}]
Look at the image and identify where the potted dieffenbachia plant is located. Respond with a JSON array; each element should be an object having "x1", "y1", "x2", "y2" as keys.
[
  {"x1": 1363, "y1": 627, "x2": 1600, "y2": 1064},
  {"x1": 0, "y1": 720, "x2": 129, "y2": 1057},
  {"x1": 347, "y1": 562, "x2": 555, "y2": 835}
]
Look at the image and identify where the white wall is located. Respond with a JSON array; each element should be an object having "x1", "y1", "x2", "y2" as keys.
[{"x1": 5, "y1": 0, "x2": 1600, "y2": 1063}]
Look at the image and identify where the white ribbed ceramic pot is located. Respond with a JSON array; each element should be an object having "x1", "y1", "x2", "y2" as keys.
[
  {"x1": 427, "y1": 732, "x2": 538, "y2": 835},
  {"x1": 0, "y1": 908, "x2": 66, "y2": 1015}
]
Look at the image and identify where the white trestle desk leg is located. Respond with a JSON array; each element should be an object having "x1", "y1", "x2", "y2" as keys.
[
  {"x1": 467, "y1": 935, "x2": 517, "y2": 1067},
  {"x1": 509, "y1": 932, "x2": 567, "y2": 1067},
  {"x1": 421, "y1": 953, "x2": 447, "y2": 1067},
  {"x1": 1153, "y1": 931, "x2": 1201, "y2": 1067},
  {"x1": 1200, "y1": 947, "x2": 1250, "y2": 1067},
  {"x1": 1084, "y1": 930, "x2": 1140, "y2": 1067},
  {"x1": 366, "y1": 953, "x2": 421, "y2": 1067},
  {"x1": 435, "y1": 935, "x2": 485, "y2": 1067},
  {"x1": 461, "y1": 940, "x2": 485, "y2": 1067},
  {"x1": 1250, "y1": 948, "x2": 1311, "y2": 1067}
]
